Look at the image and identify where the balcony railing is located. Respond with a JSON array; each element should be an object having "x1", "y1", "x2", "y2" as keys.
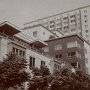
[
  {"x1": 0, "y1": 32, "x2": 14, "y2": 40},
  {"x1": 30, "y1": 47, "x2": 55, "y2": 59}
]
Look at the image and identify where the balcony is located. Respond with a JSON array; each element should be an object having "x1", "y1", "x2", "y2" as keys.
[
  {"x1": 0, "y1": 32, "x2": 14, "y2": 40},
  {"x1": 0, "y1": 21, "x2": 20, "y2": 36}
]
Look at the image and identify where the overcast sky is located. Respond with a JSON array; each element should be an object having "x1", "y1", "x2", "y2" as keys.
[{"x1": 0, "y1": 0, "x2": 90, "y2": 28}]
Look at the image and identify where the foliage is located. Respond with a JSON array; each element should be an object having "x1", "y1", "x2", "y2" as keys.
[
  {"x1": 0, "y1": 52, "x2": 30, "y2": 89},
  {"x1": 28, "y1": 66, "x2": 50, "y2": 90},
  {"x1": 32, "y1": 66, "x2": 50, "y2": 76},
  {"x1": 40, "y1": 66, "x2": 50, "y2": 76},
  {"x1": 50, "y1": 69, "x2": 89, "y2": 90},
  {"x1": 28, "y1": 64, "x2": 90, "y2": 90}
]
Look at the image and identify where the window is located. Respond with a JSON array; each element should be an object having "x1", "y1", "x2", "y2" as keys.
[
  {"x1": 77, "y1": 52, "x2": 81, "y2": 59},
  {"x1": 87, "y1": 40, "x2": 89, "y2": 43},
  {"x1": 67, "y1": 41, "x2": 77, "y2": 48},
  {"x1": 63, "y1": 17, "x2": 68, "y2": 20},
  {"x1": 84, "y1": 15, "x2": 87, "y2": 18},
  {"x1": 71, "y1": 20, "x2": 76, "y2": 23},
  {"x1": 50, "y1": 25, "x2": 54, "y2": 28},
  {"x1": 41, "y1": 61, "x2": 45, "y2": 66},
  {"x1": 30, "y1": 56, "x2": 35, "y2": 69},
  {"x1": 63, "y1": 30, "x2": 68, "y2": 33},
  {"x1": 50, "y1": 20, "x2": 54, "y2": 24},
  {"x1": 70, "y1": 15, "x2": 75, "y2": 18},
  {"x1": 20, "y1": 50, "x2": 22, "y2": 56},
  {"x1": 85, "y1": 20, "x2": 88, "y2": 23},
  {"x1": 86, "y1": 68, "x2": 89, "y2": 74},
  {"x1": 84, "y1": 10, "x2": 87, "y2": 13},
  {"x1": 85, "y1": 58, "x2": 88, "y2": 64},
  {"x1": 33, "y1": 31, "x2": 37, "y2": 37},
  {"x1": 55, "y1": 55, "x2": 58, "y2": 58},
  {"x1": 59, "y1": 54, "x2": 62, "y2": 58},
  {"x1": 84, "y1": 48, "x2": 87, "y2": 54},
  {"x1": 23, "y1": 51, "x2": 25, "y2": 57},
  {"x1": 77, "y1": 42, "x2": 82, "y2": 49},
  {"x1": 71, "y1": 28, "x2": 76, "y2": 32},
  {"x1": 63, "y1": 21, "x2": 68, "y2": 24},
  {"x1": 78, "y1": 26, "x2": 81, "y2": 30},
  {"x1": 64, "y1": 26, "x2": 69, "y2": 30},
  {"x1": 71, "y1": 63, "x2": 77, "y2": 68},
  {"x1": 43, "y1": 32, "x2": 45, "y2": 35},
  {"x1": 56, "y1": 27, "x2": 62, "y2": 31},
  {"x1": 43, "y1": 47, "x2": 49, "y2": 52},
  {"x1": 56, "y1": 23, "x2": 61, "y2": 26},
  {"x1": 85, "y1": 25, "x2": 88, "y2": 28},
  {"x1": 86, "y1": 35, "x2": 89, "y2": 38},
  {"x1": 85, "y1": 30, "x2": 88, "y2": 33},
  {"x1": 55, "y1": 54, "x2": 62, "y2": 59},
  {"x1": 67, "y1": 52, "x2": 76, "y2": 58},
  {"x1": 54, "y1": 64, "x2": 61, "y2": 70},
  {"x1": 13, "y1": 47, "x2": 15, "y2": 53},
  {"x1": 54, "y1": 64, "x2": 57, "y2": 70},
  {"x1": 55, "y1": 44, "x2": 62, "y2": 50},
  {"x1": 16, "y1": 49, "x2": 19, "y2": 55},
  {"x1": 13, "y1": 47, "x2": 25, "y2": 58}
]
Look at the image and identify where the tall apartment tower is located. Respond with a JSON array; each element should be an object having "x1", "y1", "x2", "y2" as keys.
[{"x1": 24, "y1": 5, "x2": 90, "y2": 43}]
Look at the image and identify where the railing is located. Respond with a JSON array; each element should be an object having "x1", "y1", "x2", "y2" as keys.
[
  {"x1": 29, "y1": 47, "x2": 59, "y2": 61},
  {"x1": 0, "y1": 32, "x2": 14, "y2": 40}
]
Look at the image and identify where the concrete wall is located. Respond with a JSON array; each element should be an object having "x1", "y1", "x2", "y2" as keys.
[
  {"x1": 81, "y1": 6, "x2": 90, "y2": 43},
  {"x1": 26, "y1": 48, "x2": 51, "y2": 72},
  {"x1": 0, "y1": 37, "x2": 8, "y2": 61},
  {"x1": 45, "y1": 35, "x2": 86, "y2": 73},
  {"x1": 84, "y1": 41, "x2": 90, "y2": 74},
  {"x1": 21, "y1": 25, "x2": 57, "y2": 41}
]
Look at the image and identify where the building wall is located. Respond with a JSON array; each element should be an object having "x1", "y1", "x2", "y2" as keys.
[
  {"x1": 26, "y1": 48, "x2": 51, "y2": 72},
  {"x1": 44, "y1": 35, "x2": 86, "y2": 73},
  {"x1": 24, "y1": 48, "x2": 52, "y2": 90},
  {"x1": 24, "y1": 5, "x2": 90, "y2": 43},
  {"x1": 22, "y1": 25, "x2": 58, "y2": 41},
  {"x1": 84, "y1": 41, "x2": 90, "y2": 74},
  {"x1": 0, "y1": 33, "x2": 53, "y2": 90},
  {"x1": 0, "y1": 37, "x2": 8, "y2": 61},
  {"x1": 81, "y1": 7, "x2": 90, "y2": 43}
]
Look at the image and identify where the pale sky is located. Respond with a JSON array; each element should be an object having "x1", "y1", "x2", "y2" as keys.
[{"x1": 0, "y1": 0, "x2": 90, "y2": 28}]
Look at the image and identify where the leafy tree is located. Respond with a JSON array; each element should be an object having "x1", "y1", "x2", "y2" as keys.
[
  {"x1": 41, "y1": 66, "x2": 50, "y2": 76},
  {"x1": 28, "y1": 66, "x2": 50, "y2": 90},
  {"x1": 50, "y1": 68, "x2": 89, "y2": 90},
  {"x1": 0, "y1": 52, "x2": 30, "y2": 90},
  {"x1": 28, "y1": 63, "x2": 90, "y2": 90},
  {"x1": 32, "y1": 67, "x2": 41, "y2": 76}
]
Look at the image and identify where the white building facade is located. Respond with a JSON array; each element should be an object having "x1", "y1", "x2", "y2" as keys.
[
  {"x1": 0, "y1": 21, "x2": 66, "y2": 90},
  {"x1": 24, "y1": 5, "x2": 90, "y2": 43}
]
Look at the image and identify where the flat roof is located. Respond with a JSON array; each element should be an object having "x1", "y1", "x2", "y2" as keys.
[
  {"x1": 0, "y1": 21, "x2": 21, "y2": 36},
  {"x1": 45, "y1": 34, "x2": 90, "y2": 45},
  {"x1": 24, "y1": 5, "x2": 90, "y2": 25},
  {"x1": 30, "y1": 39, "x2": 48, "y2": 48},
  {"x1": 23, "y1": 24, "x2": 60, "y2": 37}
]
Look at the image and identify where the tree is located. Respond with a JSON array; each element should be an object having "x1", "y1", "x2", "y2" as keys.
[
  {"x1": 28, "y1": 65, "x2": 90, "y2": 90},
  {"x1": 0, "y1": 52, "x2": 30, "y2": 90},
  {"x1": 41, "y1": 66, "x2": 50, "y2": 76},
  {"x1": 28, "y1": 66, "x2": 50, "y2": 90},
  {"x1": 50, "y1": 68, "x2": 89, "y2": 90}
]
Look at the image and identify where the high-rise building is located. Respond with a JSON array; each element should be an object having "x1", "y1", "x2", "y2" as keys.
[{"x1": 24, "y1": 5, "x2": 90, "y2": 43}]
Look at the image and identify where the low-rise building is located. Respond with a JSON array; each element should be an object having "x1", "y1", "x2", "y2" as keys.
[
  {"x1": 43, "y1": 34, "x2": 90, "y2": 74},
  {"x1": 0, "y1": 21, "x2": 67, "y2": 90}
]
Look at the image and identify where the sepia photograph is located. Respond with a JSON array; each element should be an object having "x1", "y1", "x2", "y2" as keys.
[{"x1": 0, "y1": 0, "x2": 90, "y2": 90}]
